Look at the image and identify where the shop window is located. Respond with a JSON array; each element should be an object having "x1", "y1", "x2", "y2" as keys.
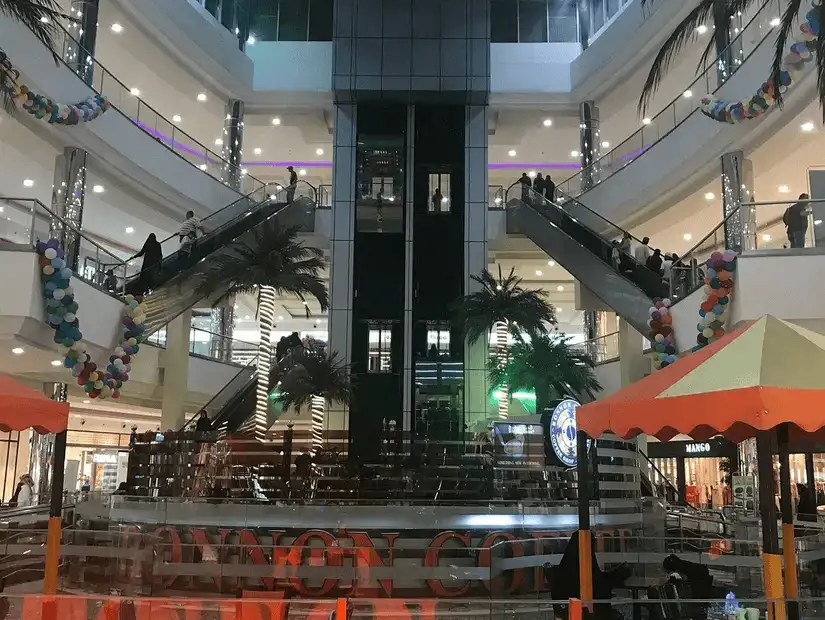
[
  {"x1": 428, "y1": 173, "x2": 451, "y2": 213},
  {"x1": 368, "y1": 326, "x2": 392, "y2": 373}
]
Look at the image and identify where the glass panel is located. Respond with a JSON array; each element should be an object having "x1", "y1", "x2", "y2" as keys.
[
  {"x1": 356, "y1": 136, "x2": 404, "y2": 233},
  {"x1": 491, "y1": 0, "x2": 519, "y2": 42},
  {"x1": 368, "y1": 327, "x2": 392, "y2": 373},
  {"x1": 548, "y1": 0, "x2": 578, "y2": 43},
  {"x1": 606, "y1": 0, "x2": 620, "y2": 19},
  {"x1": 205, "y1": 0, "x2": 220, "y2": 19},
  {"x1": 428, "y1": 173, "x2": 451, "y2": 213},
  {"x1": 308, "y1": 0, "x2": 333, "y2": 40},
  {"x1": 592, "y1": 0, "x2": 605, "y2": 32},
  {"x1": 251, "y1": 14, "x2": 279, "y2": 41},
  {"x1": 426, "y1": 327, "x2": 450, "y2": 357},
  {"x1": 278, "y1": 0, "x2": 309, "y2": 41},
  {"x1": 518, "y1": 0, "x2": 549, "y2": 42}
]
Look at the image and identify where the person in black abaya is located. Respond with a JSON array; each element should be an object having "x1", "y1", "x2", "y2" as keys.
[{"x1": 133, "y1": 233, "x2": 163, "y2": 294}]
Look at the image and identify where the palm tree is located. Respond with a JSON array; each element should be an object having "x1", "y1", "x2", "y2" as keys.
[
  {"x1": 196, "y1": 220, "x2": 328, "y2": 439},
  {"x1": 638, "y1": 0, "x2": 818, "y2": 114},
  {"x1": 489, "y1": 335, "x2": 602, "y2": 415},
  {"x1": 454, "y1": 266, "x2": 556, "y2": 418},
  {"x1": 1, "y1": 0, "x2": 64, "y2": 113},
  {"x1": 271, "y1": 342, "x2": 352, "y2": 452}
]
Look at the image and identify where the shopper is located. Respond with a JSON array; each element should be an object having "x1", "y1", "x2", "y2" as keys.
[
  {"x1": 195, "y1": 410, "x2": 212, "y2": 433},
  {"x1": 376, "y1": 188, "x2": 384, "y2": 223},
  {"x1": 134, "y1": 232, "x2": 163, "y2": 292},
  {"x1": 618, "y1": 232, "x2": 633, "y2": 273},
  {"x1": 432, "y1": 187, "x2": 443, "y2": 212},
  {"x1": 797, "y1": 482, "x2": 818, "y2": 522},
  {"x1": 10, "y1": 474, "x2": 34, "y2": 507},
  {"x1": 534, "y1": 172, "x2": 545, "y2": 200},
  {"x1": 544, "y1": 174, "x2": 556, "y2": 203},
  {"x1": 286, "y1": 166, "x2": 299, "y2": 203},
  {"x1": 634, "y1": 236, "x2": 652, "y2": 265},
  {"x1": 783, "y1": 193, "x2": 810, "y2": 249},
  {"x1": 102, "y1": 269, "x2": 118, "y2": 292},
  {"x1": 518, "y1": 173, "x2": 532, "y2": 201},
  {"x1": 646, "y1": 248, "x2": 664, "y2": 275},
  {"x1": 179, "y1": 210, "x2": 204, "y2": 254}
]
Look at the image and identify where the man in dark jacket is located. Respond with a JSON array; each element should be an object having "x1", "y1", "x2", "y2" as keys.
[{"x1": 783, "y1": 193, "x2": 810, "y2": 249}]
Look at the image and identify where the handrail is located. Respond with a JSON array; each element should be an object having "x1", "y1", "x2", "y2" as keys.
[
  {"x1": 41, "y1": 16, "x2": 267, "y2": 194},
  {"x1": 557, "y1": 0, "x2": 779, "y2": 197},
  {"x1": 638, "y1": 449, "x2": 698, "y2": 511},
  {"x1": 181, "y1": 354, "x2": 259, "y2": 430},
  {"x1": 576, "y1": 330, "x2": 620, "y2": 364}
]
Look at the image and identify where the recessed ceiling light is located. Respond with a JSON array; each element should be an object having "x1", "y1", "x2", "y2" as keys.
[
  {"x1": 110, "y1": 22, "x2": 123, "y2": 33},
  {"x1": 508, "y1": 149, "x2": 516, "y2": 157},
  {"x1": 125, "y1": 227, "x2": 135, "y2": 234},
  {"x1": 172, "y1": 114, "x2": 182, "y2": 123},
  {"x1": 130, "y1": 87, "x2": 140, "y2": 96},
  {"x1": 51, "y1": 360, "x2": 62, "y2": 367},
  {"x1": 642, "y1": 117, "x2": 652, "y2": 125},
  {"x1": 39, "y1": 16, "x2": 49, "y2": 23},
  {"x1": 82, "y1": 399, "x2": 90, "y2": 404},
  {"x1": 801, "y1": 121, "x2": 815, "y2": 132},
  {"x1": 769, "y1": 17, "x2": 780, "y2": 27},
  {"x1": 762, "y1": 233, "x2": 772, "y2": 241},
  {"x1": 278, "y1": 315, "x2": 284, "y2": 321},
  {"x1": 244, "y1": 315, "x2": 251, "y2": 320},
  {"x1": 23, "y1": 179, "x2": 34, "y2": 187},
  {"x1": 683, "y1": 90, "x2": 693, "y2": 98},
  {"x1": 557, "y1": 285, "x2": 565, "y2": 292},
  {"x1": 214, "y1": 138, "x2": 223, "y2": 146},
  {"x1": 543, "y1": 119, "x2": 553, "y2": 127},
  {"x1": 11, "y1": 347, "x2": 24, "y2": 355},
  {"x1": 92, "y1": 184, "x2": 104, "y2": 193},
  {"x1": 696, "y1": 24, "x2": 708, "y2": 34},
  {"x1": 271, "y1": 117, "x2": 281, "y2": 126},
  {"x1": 528, "y1": 170, "x2": 537, "y2": 178},
  {"x1": 535, "y1": 270, "x2": 543, "y2": 276},
  {"x1": 253, "y1": 147, "x2": 262, "y2": 155},
  {"x1": 547, "y1": 260, "x2": 555, "y2": 267},
  {"x1": 778, "y1": 185, "x2": 790, "y2": 193},
  {"x1": 299, "y1": 169, "x2": 307, "y2": 176},
  {"x1": 816, "y1": 219, "x2": 823, "y2": 226},
  {"x1": 683, "y1": 233, "x2": 693, "y2": 241},
  {"x1": 199, "y1": 164, "x2": 207, "y2": 171},
  {"x1": 316, "y1": 148, "x2": 324, "y2": 156},
  {"x1": 601, "y1": 141, "x2": 610, "y2": 148},
  {"x1": 704, "y1": 192, "x2": 715, "y2": 200},
  {"x1": 570, "y1": 150, "x2": 580, "y2": 157},
  {"x1": 197, "y1": 93, "x2": 207, "y2": 102}
]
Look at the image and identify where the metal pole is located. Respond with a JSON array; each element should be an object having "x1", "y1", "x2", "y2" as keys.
[
  {"x1": 576, "y1": 429, "x2": 592, "y2": 606},
  {"x1": 756, "y1": 430, "x2": 786, "y2": 620},
  {"x1": 777, "y1": 425, "x2": 799, "y2": 620},
  {"x1": 43, "y1": 383, "x2": 68, "y2": 594}
]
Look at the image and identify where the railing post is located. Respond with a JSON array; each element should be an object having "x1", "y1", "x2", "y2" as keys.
[{"x1": 569, "y1": 597, "x2": 583, "y2": 620}]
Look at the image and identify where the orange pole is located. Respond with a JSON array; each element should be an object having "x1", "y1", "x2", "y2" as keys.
[
  {"x1": 782, "y1": 523, "x2": 799, "y2": 600},
  {"x1": 569, "y1": 598, "x2": 582, "y2": 620},
  {"x1": 578, "y1": 530, "x2": 593, "y2": 607},
  {"x1": 336, "y1": 598, "x2": 348, "y2": 620},
  {"x1": 43, "y1": 516, "x2": 62, "y2": 594}
]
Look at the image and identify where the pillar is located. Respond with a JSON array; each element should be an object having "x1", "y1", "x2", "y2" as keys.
[
  {"x1": 161, "y1": 309, "x2": 192, "y2": 430},
  {"x1": 42, "y1": 382, "x2": 67, "y2": 595},
  {"x1": 805, "y1": 452, "x2": 816, "y2": 489},
  {"x1": 221, "y1": 99, "x2": 245, "y2": 192},
  {"x1": 576, "y1": 429, "x2": 593, "y2": 604},
  {"x1": 210, "y1": 303, "x2": 235, "y2": 362},
  {"x1": 64, "y1": 0, "x2": 99, "y2": 86},
  {"x1": 712, "y1": 0, "x2": 733, "y2": 86},
  {"x1": 777, "y1": 425, "x2": 799, "y2": 620},
  {"x1": 464, "y1": 105, "x2": 489, "y2": 431},
  {"x1": 402, "y1": 107, "x2": 416, "y2": 437},
  {"x1": 579, "y1": 101, "x2": 600, "y2": 191},
  {"x1": 756, "y1": 430, "x2": 786, "y2": 620},
  {"x1": 676, "y1": 455, "x2": 687, "y2": 504},
  {"x1": 29, "y1": 427, "x2": 55, "y2": 501},
  {"x1": 720, "y1": 151, "x2": 756, "y2": 253},
  {"x1": 577, "y1": 0, "x2": 591, "y2": 50},
  {"x1": 49, "y1": 148, "x2": 87, "y2": 271},
  {"x1": 617, "y1": 318, "x2": 645, "y2": 388},
  {"x1": 326, "y1": 103, "x2": 357, "y2": 450}
]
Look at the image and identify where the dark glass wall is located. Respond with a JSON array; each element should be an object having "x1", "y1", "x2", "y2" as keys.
[
  {"x1": 192, "y1": 0, "x2": 334, "y2": 43},
  {"x1": 349, "y1": 104, "x2": 407, "y2": 462}
]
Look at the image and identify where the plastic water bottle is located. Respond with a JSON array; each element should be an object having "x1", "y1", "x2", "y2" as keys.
[{"x1": 725, "y1": 592, "x2": 739, "y2": 614}]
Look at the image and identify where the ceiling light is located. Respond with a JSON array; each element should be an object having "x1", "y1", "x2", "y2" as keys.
[
  {"x1": 547, "y1": 260, "x2": 555, "y2": 267},
  {"x1": 535, "y1": 270, "x2": 543, "y2": 276},
  {"x1": 214, "y1": 138, "x2": 223, "y2": 146},
  {"x1": 801, "y1": 121, "x2": 815, "y2": 132},
  {"x1": 82, "y1": 399, "x2": 90, "y2": 404},
  {"x1": 528, "y1": 170, "x2": 537, "y2": 178},
  {"x1": 271, "y1": 117, "x2": 281, "y2": 126},
  {"x1": 197, "y1": 93, "x2": 207, "y2": 102},
  {"x1": 130, "y1": 87, "x2": 140, "y2": 96},
  {"x1": 696, "y1": 24, "x2": 708, "y2": 34},
  {"x1": 601, "y1": 141, "x2": 610, "y2": 149},
  {"x1": 23, "y1": 179, "x2": 34, "y2": 187},
  {"x1": 199, "y1": 164, "x2": 208, "y2": 171},
  {"x1": 816, "y1": 219, "x2": 823, "y2": 226},
  {"x1": 110, "y1": 22, "x2": 123, "y2": 33},
  {"x1": 769, "y1": 17, "x2": 780, "y2": 26},
  {"x1": 778, "y1": 185, "x2": 789, "y2": 193},
  {"x1": 543, "y1": 119, "x2": 553, "y2": 127},
  {"x1": 253, "y1": 147, "x2": 262, "y2": 155},
  {"x1": 247, "y1": 35, "x2": 256, "y2": 45},
  {"x1": 172, "y1": 114, "x2": 182, "y2": 123},
  {"x1": 557, "y1": 285, "x2": 565, "y2": 292},
  {"x1": 570, "y1": 150, "x2": 580, "y2": 157},
  {"x1": 508, "y1": 149, "x2": 516, "y2": 157},
  {"x1": 51, "y1": 360, "x2": 62, "y2": 367},
  {"x1": 299, "y1": 169, "x2": 307, "y2": 176},
  {"x1": 683, "y1": 233, "x2": 693, "y2": 241},
  {"x1": 275, "y1": 185, "x2": 283, "y2": 191},
  {"x1": 125, "y1": 227, "x2": 135, "y2": 234},
  {"x1": 39, "y1": 16, "x2": 49, "y2": 23},
  {"x1": 704, "y1": 192, "x2": 715, "y2": 200},
  {"x1": 642, "y1": 117, "x2": 652, "y2": 125},
  {"x1": 316, "y1": 148, "x2": 324, "y2": 155},
  {"x1": 92, "y1": 184, "x2": 104, "y2": 193},
  {"x1": 762, "y1": 233, "x2": 772, "y2": 241},
  {"x1": 241, "y1": 168, "x2": 248, "y2": 175},
  {"x1": 244, "y1": 315, "x2": 251, "y2": 320},
  {"x1": 11, "y1": 347, "x2": 23, "y2": 355},
  {"x1": 683, "y1": 90, "x2": 693, "y2": 98},
  {"x1": 234, "y1": 304, "x2": 239, "y2": 310},
  {"x1": 278, "y1": 315, "x2": 284, "y2": 321}
]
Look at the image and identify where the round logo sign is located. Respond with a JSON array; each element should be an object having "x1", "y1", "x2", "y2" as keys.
[{"x1": 549, "y1": 398, "x2": 582, "y2": 467}]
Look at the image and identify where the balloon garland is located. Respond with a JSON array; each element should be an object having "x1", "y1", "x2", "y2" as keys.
[
  {"x1": 699, "y1": 4, "x2": 819, "y2": 123},
  {"x1": 36, "y1": 239, "x2": 147, "y2": 400},
  {"x1": 648, "y1": 297, "x2": 677, "y2": 369},
  {"x1": 693, "y1": 250, "x2": 738, "y2": 351}
]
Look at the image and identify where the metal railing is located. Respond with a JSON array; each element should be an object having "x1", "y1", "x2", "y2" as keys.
[
  {"x1": 488, "y1": 184, "x2": 504, "y2": 209},
  {"x1": 43, "y1": 16, "x2": 267, "y2": 195},
  {"x1": 556, "y1": 0, "x2": 781, "y2": 199},
  {"x1": 146, "y1": 326, "x2": 256, "y2": 363},
  {"x1": 577, "y1": 331, "x2": 620, "y2": 364}
]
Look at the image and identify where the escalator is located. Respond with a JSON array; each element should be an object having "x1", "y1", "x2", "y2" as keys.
[
  {"x1": 506, "y1": 185, "x2": 668, "y2": 334},
  {"x1": 123, "y1": 181, "x2": 317, "y2": 336}
]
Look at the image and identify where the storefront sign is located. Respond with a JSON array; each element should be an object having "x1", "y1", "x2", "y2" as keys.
[
  {"x1": 92, "y1": 453, "x2": 118, "y2": 464},
  {"x1": 685, "y1": 443, "x2": 711, "y2": 454},
  {"x1": 549, "y1": 398, "x2": 582, "y2": 467}
]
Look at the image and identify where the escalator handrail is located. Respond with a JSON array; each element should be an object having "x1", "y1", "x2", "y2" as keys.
[
  {"x1": 505, "y1": 184, "x2": 669, "y2": 289},
  {"x1": 639, "y1": 449, "x2": 698, "y2": 511},
  {"x1": 182, "y1": 354, "x2": 259, "y2": 430},
  {"x1": 556, "y1": 0, "x2": 775, "y2": 193}
]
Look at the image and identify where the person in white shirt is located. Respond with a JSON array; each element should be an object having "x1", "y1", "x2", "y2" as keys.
[
  {"x1": 634, "y1": 236, "x2": 651, "y2": 265},
  {"x1": 178, "y1": 210, "x2": 204, "y2": 254},
  {"x1": 13, "y1": 474, "x2": 34, "y2": 507}
]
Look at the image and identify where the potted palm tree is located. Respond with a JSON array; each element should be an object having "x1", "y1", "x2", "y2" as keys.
[
  {"x1": 454, "y1": 266, "x2": 556, "y2": 419},
  {"x1": 195, "y1": 220, "x2": 328, "y2": 439},
  {"x1": 489, "y1": 334, "x2": 602, "y2": 416}
]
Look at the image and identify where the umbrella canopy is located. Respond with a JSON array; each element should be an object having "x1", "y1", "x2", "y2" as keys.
[
  {"x1": 0, "y1": 374, "x2": 69, "y2": 434},
  {"x1": 577, "y1": 315, "x2": 825, "y2": 442}
]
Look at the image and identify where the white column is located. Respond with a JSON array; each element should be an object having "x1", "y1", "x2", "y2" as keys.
[
  {"x1": 161, "y1": 309, "x2": 192, "y2": 430},
  {"x1": 464, "y1": 105, "x2": 489, "y2": 430},
  {"x1": 618, "y1": 318, "x2": 646, "y2": 387}
]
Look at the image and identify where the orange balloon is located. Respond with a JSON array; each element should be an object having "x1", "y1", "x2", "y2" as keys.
[
  {"x1": 714, "y1": 329, "x2": 725, "y2": 338},
  {"x1": 716, "y1": 270, "x2": 729, "y2": 280},
  {"x1": 661, "y1": 314, "x2": 673, "y2": 325},
  {"x1": 707, "y1": 295, "x2": 719, "y2": 306}
]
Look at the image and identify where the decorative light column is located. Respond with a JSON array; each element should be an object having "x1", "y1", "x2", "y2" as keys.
[
  {"x1": 49, "y1": 148, "x2": 87, "y2": 273},
  {"x1": 221, "y1": 99, "x2": 245, "y2": 192},
  {"x1": 64, "y1": 0, "x2": 99, "y2": 86},
  {"x1": 720, "y1": 151, "x2": 756, "y2": 253},
  {"x1": 253, "y1": 285, "x2": 276, "y2": 441},
  {"x1": 579, "y1": 101, "x2": 601, "y2": 192}
]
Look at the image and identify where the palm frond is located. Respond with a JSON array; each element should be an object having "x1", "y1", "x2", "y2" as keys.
[
  {"x1": 0, "y1": 49, "x2": 20, "y2": 115},
  {"x1": 275, "y1": 346, "x2": 353, "y2": 412},
  {"x1": 768, "y1": 0, "x2": 804, "y2": 110},
  {"x1": 0, "y1": 0, "x2": 64, "y2": 62},
  {"x1": 639, "y1": 0, "x2": 716, "y2": 114},
  {"x1": 454, "y1": 268, "x2": 556, "y2": 345}
]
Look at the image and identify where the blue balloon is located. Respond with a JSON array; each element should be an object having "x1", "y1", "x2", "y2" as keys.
[
  {"x1": 713, "y1": 304, "x2": 724, "y2": 314},
  {"x1": 719, "y1": 297, "x2": 729, "y2": 305},
  {"x1": 51, "y1": 258, "x2": 65, "y2": 269},
  {"x1": 699, "y1": 309, "x2": 706, "y2": 317},
  {"x1": 706, "y1": 268, "x2": 717, "y2": 279},
  {"x1": 46, "y1": 238, "x2": 59, "y2": 249},
  {"x1": 60, "y1": 268, "x2": 72, "y2": 279},
  {"x1": 64, "y1": 358, "x2": 74, "y2": 368},
  {"x1": 44, "y1": 282, "x2": 56, "y2": 292}
]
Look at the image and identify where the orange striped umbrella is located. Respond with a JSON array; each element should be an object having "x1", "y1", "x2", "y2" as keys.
[
  {"x1": 577, "y1": 315, "x2": 825, "y2": 442},
  {"x1": 0, "y1": 374, "x2": 68, "y2": 434}
]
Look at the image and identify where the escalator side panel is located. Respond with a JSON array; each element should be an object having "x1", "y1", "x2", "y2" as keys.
[{"x1": 508, "y1": 201, "x2": 653, "y2": 334}]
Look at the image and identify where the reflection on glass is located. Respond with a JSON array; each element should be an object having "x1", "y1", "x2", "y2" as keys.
[
  {"x1": 426, "y1": 326, "x2": 450, "y2": 358},
  {"x1": 356, "y1": 137, "x2": 404, "y2": 233},
  {"x1": 368, "y1": 326, "x2": 392, "y2": 373},
  {"x1": 428, "y1": 173, "x2": 451, "y2": 213}
]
